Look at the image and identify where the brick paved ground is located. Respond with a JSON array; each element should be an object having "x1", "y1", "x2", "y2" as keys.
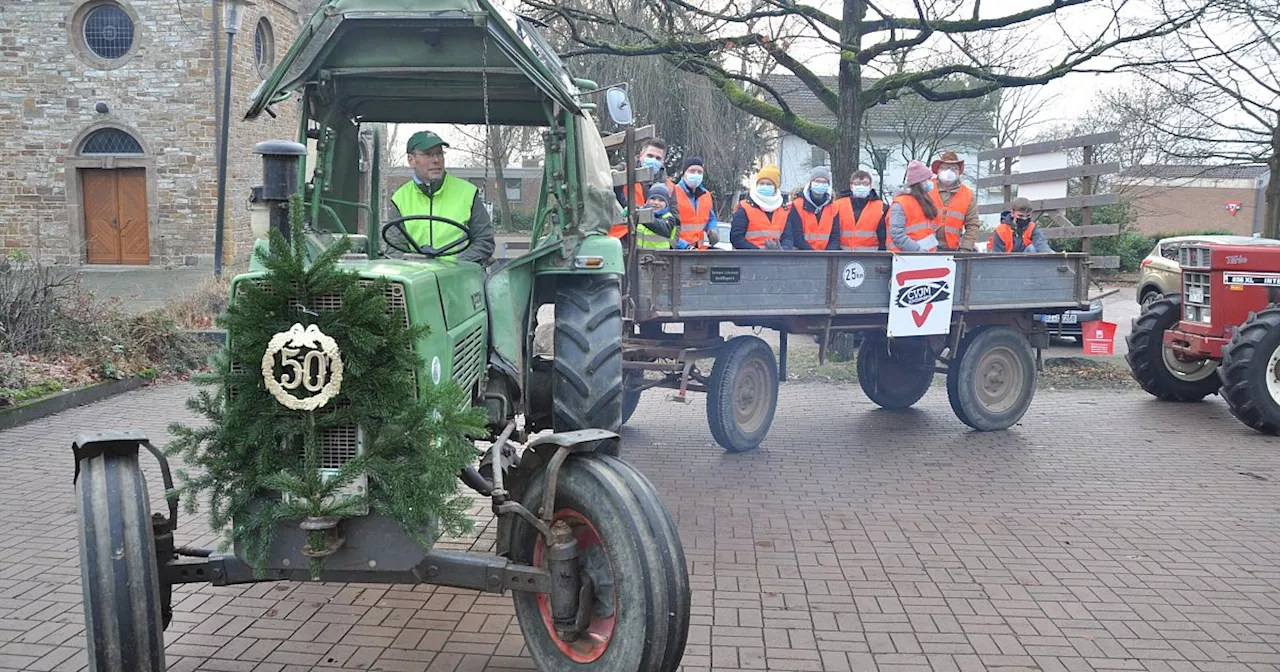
[{"x1": 2, "y1": 381, "x2": 1279, "y2": 671}]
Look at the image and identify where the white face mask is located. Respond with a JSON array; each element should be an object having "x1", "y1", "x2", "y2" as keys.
[{"x1": 938, "y1": 169, "x2": 958, "y2": 184}]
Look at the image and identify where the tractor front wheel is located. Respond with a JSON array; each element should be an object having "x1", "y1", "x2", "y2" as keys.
[
  {"x1": 510, "y1": 453, "x2": 689, "y2": 671},
  {"x1": 1219, "y1": 307, "x2": 1280, "y2": 434},
  {"x1": 75, "y1": 446, "x2": 167, "y2": 672},
  {"x1": 1125, "y1": 295, "x2": 1220, "y2": 401},
  {"x1": 553, "y1": 275, "x2": 624, "y2": 455},
  {"x1": 858, "y1": 335, "x2": 934, "y2": 409}
]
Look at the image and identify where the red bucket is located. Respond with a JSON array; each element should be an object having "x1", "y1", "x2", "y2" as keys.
[{"x1": 1081, "y1": 320, "x2": 1117, "y2": 356}]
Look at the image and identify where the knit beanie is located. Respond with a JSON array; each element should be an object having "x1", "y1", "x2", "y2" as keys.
[
  {"x1": 682, "y1": 156, "x2": 704, "y2": 171},
  {"x1": 756, "y1": 163, "x2": 781, "y2": 186},
  {"x1": 647, "y1": 183, "x2": 671, "y2": 203},
  {"x1": 809, "y1": 165, "x2": 832, "y2": 183},
  {"x1": 904, "y1": 160, "x2": 933, "y2": 187}
]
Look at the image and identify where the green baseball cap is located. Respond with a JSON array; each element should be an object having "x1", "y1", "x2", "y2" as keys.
[{"x1": 406, "y1": 130, "x2": 449, "y2": 154}]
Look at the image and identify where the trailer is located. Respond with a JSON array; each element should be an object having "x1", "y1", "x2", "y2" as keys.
[{"x1": 619, "y1": 248, "x2": 1095, "y2": 452}]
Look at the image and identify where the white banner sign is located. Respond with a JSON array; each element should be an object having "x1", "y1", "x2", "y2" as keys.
[{"x1": 888, "y1": 255, "x2": 957, "y2": 337}]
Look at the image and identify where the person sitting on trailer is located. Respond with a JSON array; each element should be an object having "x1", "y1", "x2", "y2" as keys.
[
  {"x1": 832, "y1": 170, "x2": 887, "y2": 251},
  {"x1": 670, "y1": 157, "x2": 720, "y2": 249},
  {"x1": 989, "y1": 197, "x2": 1054, "y2": 253},
  {"x1": 888, "y1": 160, "x2": 942, "y2": 253},
  {"x1": 634, "y1": 183, "x2": 681, "y2": 249},
  {"x1": 780, "y1": 165, "x2": 838, "y2": 250},
  {"x1": 731, "y1": 164, "x2": 788, "y2": 249},
  {"x1": 388, "y1": 130, "x2": 495, "y2": 264}
]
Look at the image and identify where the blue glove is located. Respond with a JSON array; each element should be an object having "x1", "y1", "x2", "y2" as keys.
[
  {"x1": 1025, "y1": 244, "x2": 1037, "y2": 253},
  {"x1": 674, "y1": 239, "x2": 692, "y2": 250}
]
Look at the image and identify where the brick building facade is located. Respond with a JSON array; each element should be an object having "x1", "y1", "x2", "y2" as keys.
[
  {"x1": 1115, "y1": 165, "x2": 1268, "y2": 237},
  {"x1": 0, "y1": 0, "x2": 315, "y2": 267}
]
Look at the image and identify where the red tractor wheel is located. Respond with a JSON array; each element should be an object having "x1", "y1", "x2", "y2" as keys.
[
  {"x1": 1125, "y1": 295, "x2": 1221, "y2": 401},
  {"x1": 1219, "y1": 306, "x2": 1280, "y2": 435}
]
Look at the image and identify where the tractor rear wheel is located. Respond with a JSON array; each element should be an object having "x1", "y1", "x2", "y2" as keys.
[
  {"x1": 510, "y1": 453, "x2": 689, "y2": 671},
  {"x1": 946, "y1": 326, "x2": 1037, "y2": 431},
  {"x1": 1125, "y1": 295, "x2": 1220, "y2": 401},
  {"x1": 75, "y1": 448, "x2": 166, "y2": 672},
  {"x1": 554, "y1": 275, "x2": 624, "y2": 455},
  {"x1": 707, "y1": 335, "x2": 778, "y2": 452},
  {"x1": 1219, "y1": 307, "x2": 1280, "y2": 435},
  {"x1": 858, "y1": 335, "x2": 934, "y2": 409}
]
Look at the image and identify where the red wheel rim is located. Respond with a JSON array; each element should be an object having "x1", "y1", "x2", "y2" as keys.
[{"x1": 532, "y1": 508, "x2": 617, "y2": 663}]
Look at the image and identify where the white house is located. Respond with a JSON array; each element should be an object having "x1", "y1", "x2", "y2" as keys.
[{"x1": 755, "y1": 75, "x2": 996, "y2": 206}]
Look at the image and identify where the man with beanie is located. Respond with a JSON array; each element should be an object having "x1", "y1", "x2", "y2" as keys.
[
  {"x1": 781, "y1": 165, "x2": 838, "y2": 250},
  {"x1": 831, "y1": 170, "x2": 888, "y2": 250},
  {"x1": 929, "y1": 150, "x2": 980, "y2": 251},
  {"x1": 389, "y1": 130, "x2": 495, "y2": 264},
  {"x1": 670, "y1": 156, "x2": 720, "y2": 249}
]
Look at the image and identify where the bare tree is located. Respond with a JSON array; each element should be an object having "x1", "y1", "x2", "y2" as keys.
[
  {"x1": 1097, "y1": 0, "x2": 1279, "y2": 235},
  {"x1": 523, "y1": 0, "x2": 1206, "y2": 181},
  {"x1": 441, "y1": 124, "x2": 542, "y2": 230}
]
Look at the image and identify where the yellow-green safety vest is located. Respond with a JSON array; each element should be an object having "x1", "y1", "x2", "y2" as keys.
[
  {"x1": 636, "y1": 214, "x2": 677, "y2": 249},
  {"x1": 390, "y1": 173, "x2": 477, "y2": 255}
]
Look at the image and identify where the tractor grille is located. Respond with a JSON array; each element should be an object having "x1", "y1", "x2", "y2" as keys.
[
  {"x1": 1179, "y1": 245, "x2": 1212, "y2": 270},
  {"x1": 452, "y1": 325, "x2": 485, "y2": 393},
  {"x1": 1183, "y1": 271, "x2": 1212, "y2": 324},
  {"x1": 231, "y1": 278, "x2": 413, "y2": 471}
]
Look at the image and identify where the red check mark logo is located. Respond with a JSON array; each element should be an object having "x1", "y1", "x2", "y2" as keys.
[{"x1": 895, "y1": 267, "x2": 950, "y2": 326}]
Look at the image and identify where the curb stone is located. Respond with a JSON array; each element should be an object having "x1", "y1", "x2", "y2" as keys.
[{"x1": 0, "y1": 376, "x2": 150, "y2": 431}]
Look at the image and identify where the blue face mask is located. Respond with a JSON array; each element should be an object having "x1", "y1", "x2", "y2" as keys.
[
  {"x1": 851, "y1": 185, "x2": 871, "y2": 198},
  {"x1": 810, "y1": 182, "x2": 829, "y2": 196},
  {"x1": 757, "y1": 185, "x2": 776, "y2": 198},
  {"x1": 920, "y1": 181, "x2": 934, "y2": 193},
  {"x1": 642, "y1": 157, "x2": 663, "y2": 173},
  {"x1": 684, "y1": 173, "x2": 703, "y2": 189}
]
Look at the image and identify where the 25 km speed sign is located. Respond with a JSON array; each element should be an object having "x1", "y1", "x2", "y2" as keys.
[{"x1": 841, "y1": 261, "x2": 866, "y2": 288}]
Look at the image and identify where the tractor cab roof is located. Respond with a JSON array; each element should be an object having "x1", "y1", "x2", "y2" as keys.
[{"x1": 245, "y1": 0, "x2": 591, "y2": 125}]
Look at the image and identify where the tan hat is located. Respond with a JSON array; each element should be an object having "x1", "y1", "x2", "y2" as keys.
[{"x1": 931, "y1": 150, "x2": 964, "y2": 174}]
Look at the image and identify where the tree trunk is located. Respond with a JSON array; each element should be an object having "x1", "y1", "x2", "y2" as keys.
[
  {"x1": 1266, "y1": 117, "x2": 1280, "y2": 240},
  {"x1": 834, "y1": 0, "x2": 865, "y2": 182},
  {"x1": 487, "y1": 127, "x2": 513, "y2": 231}
]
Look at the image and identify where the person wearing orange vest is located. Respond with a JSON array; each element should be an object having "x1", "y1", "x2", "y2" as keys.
[
  {"x1": 730, "y1": 164, "x2": 788, "y2": 249},
  {"x1": 830, "y1": 169, "x2": 888, "y2": 251},
  {"x1": 928, "y1": 150, "x2": 980, "y2": 251},
  {"x1": 670, "y1": 156, "x2": 721, "y2": 249},
  {"x1": 781, "y1": 165, "x2": 838, "y2": 250},
  {"x1": 609, "y1": 138, "x2": 668, "y2": 239},
  {"x1": 888, "y1": 160, "x2": 944, "y2": 252},
  {"x1": 989, "y1": 197, "x2": 1054, "y2": 253}
]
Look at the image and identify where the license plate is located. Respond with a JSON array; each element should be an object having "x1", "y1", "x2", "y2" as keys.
[
  {"x1": 1061, "y1": 313, "x2": 1078, "y2": 324},
  {"x1": 1040, "y1": 314, "x2": 1059, "y2": 323},
  {"x1": 1188, "y1": 288, "x2": 1204, "y2": 304}
]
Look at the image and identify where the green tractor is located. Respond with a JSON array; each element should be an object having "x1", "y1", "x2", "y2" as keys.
[{"x1": 70, "y1": 2, "x2": 689, "y2": 670}]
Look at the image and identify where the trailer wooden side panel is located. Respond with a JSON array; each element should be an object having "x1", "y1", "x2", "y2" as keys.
[{"x1": 634, "y1": 250, "x2": 1090, "y2": 322}]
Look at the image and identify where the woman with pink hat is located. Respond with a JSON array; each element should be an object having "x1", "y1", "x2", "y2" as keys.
[{"x1": 887, "y1": 159, "x2": 942, "y2": 253}]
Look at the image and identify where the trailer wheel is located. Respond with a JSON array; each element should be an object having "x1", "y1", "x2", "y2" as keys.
[
  {"x1": 554, "y1": 275, "x2": 624, "y2": 455},
  {"x1": 946, "y1": 326, "x2": 1037, "y2": 431},
  {"x1": 707, "y1": 335, "x2": 778, "y2": 452},
  {"x1": 1219, "y1": 307, "x2": 1280, "y2": 435},
  {"x1": 511, "y1": 453, "x2": 685, "y2": 671},
  {"x1": 1124, "y1": 294, "x2": 1220, "y2": 401},
  {"x1": 858, "y1": 335, "x2": 933, "y2": 409},
  {"x1": 75, "y1": 447, "x2": 166, "y2": 672}
]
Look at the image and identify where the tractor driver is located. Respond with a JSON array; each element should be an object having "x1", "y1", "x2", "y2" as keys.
[{"x1": 388, "y1": 130, "x2": 495, "y2": 264}]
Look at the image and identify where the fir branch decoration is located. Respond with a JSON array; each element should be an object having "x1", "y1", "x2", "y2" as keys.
[{"x1": 166, "y1": 194, "x2": 486, "y2": 578}]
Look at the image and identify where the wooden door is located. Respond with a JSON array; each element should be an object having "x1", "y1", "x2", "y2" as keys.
[{"x1": 83, "y1": 168, "x2": 149, "y2": 264}]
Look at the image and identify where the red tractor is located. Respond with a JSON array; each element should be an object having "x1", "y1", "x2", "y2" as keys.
[{"x1": 1126, "y1": 241, "x2": 1280, "y2": 434}]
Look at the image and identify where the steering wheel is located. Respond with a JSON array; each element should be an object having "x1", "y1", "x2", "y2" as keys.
[{"x1": 381, "y1": 214, "x2": 472, "y2": 259}]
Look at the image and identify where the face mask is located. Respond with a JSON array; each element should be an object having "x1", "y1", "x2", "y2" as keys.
[
  {"x1": 1014, "y1": 216, "x2": 1032, "y2": 226},
  {"x1": 920, "y1": 181, "x2": 934, "y2": 193},
  {"x1": 851, "y1": 185, "x2": 871, "y2": 198},
  {"x1": 938, "y1": 169, "x2": 958, "y2": 184},
  {"x1": 642, "y1": 157, "x2": 663, "y2": 173},
  {"x1": 684, "y1": 173, "x2": 703, "y2": 189},
  {"x1": 757, "y1": 185, "x2": 776, "y2": 198},
  {"x1": 810, "y1": 182, "x2": 829, "y2": 196}
]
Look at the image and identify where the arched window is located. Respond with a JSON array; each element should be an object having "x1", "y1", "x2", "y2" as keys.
[{"x1": 79, "y1": 128, "x2": 144, "y2": 155}]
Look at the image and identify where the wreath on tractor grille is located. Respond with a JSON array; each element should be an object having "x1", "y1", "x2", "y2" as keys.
[{"x1": 166, "y1": 194, "x2": 485, "y2": 579}]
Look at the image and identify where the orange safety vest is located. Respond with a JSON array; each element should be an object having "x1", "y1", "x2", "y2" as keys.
[
  {"x1": 740, "y1": 200, "x2": 789, "y2": 248},
  {"x1": 893, "y1": 194, "x2": 940, "y2": 252},
  {"x1": 834, "y1": 197, "x2": 885, "y2": 250},
  {"x1": 673, "y1": 186, "x2": 713, "y2": 248},
  {"x1": 992, "y1": 222, "x2": 1036, "y2": 252},
  {"x1": 793, "y1": 200, "x2": 837, "y2": 250},
  {"x1": 608, "y1": 182, "x2": 648, "y2": 238},
  {"x1": 928, "y1": 180, "x2": 972, "y2": 250}
]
